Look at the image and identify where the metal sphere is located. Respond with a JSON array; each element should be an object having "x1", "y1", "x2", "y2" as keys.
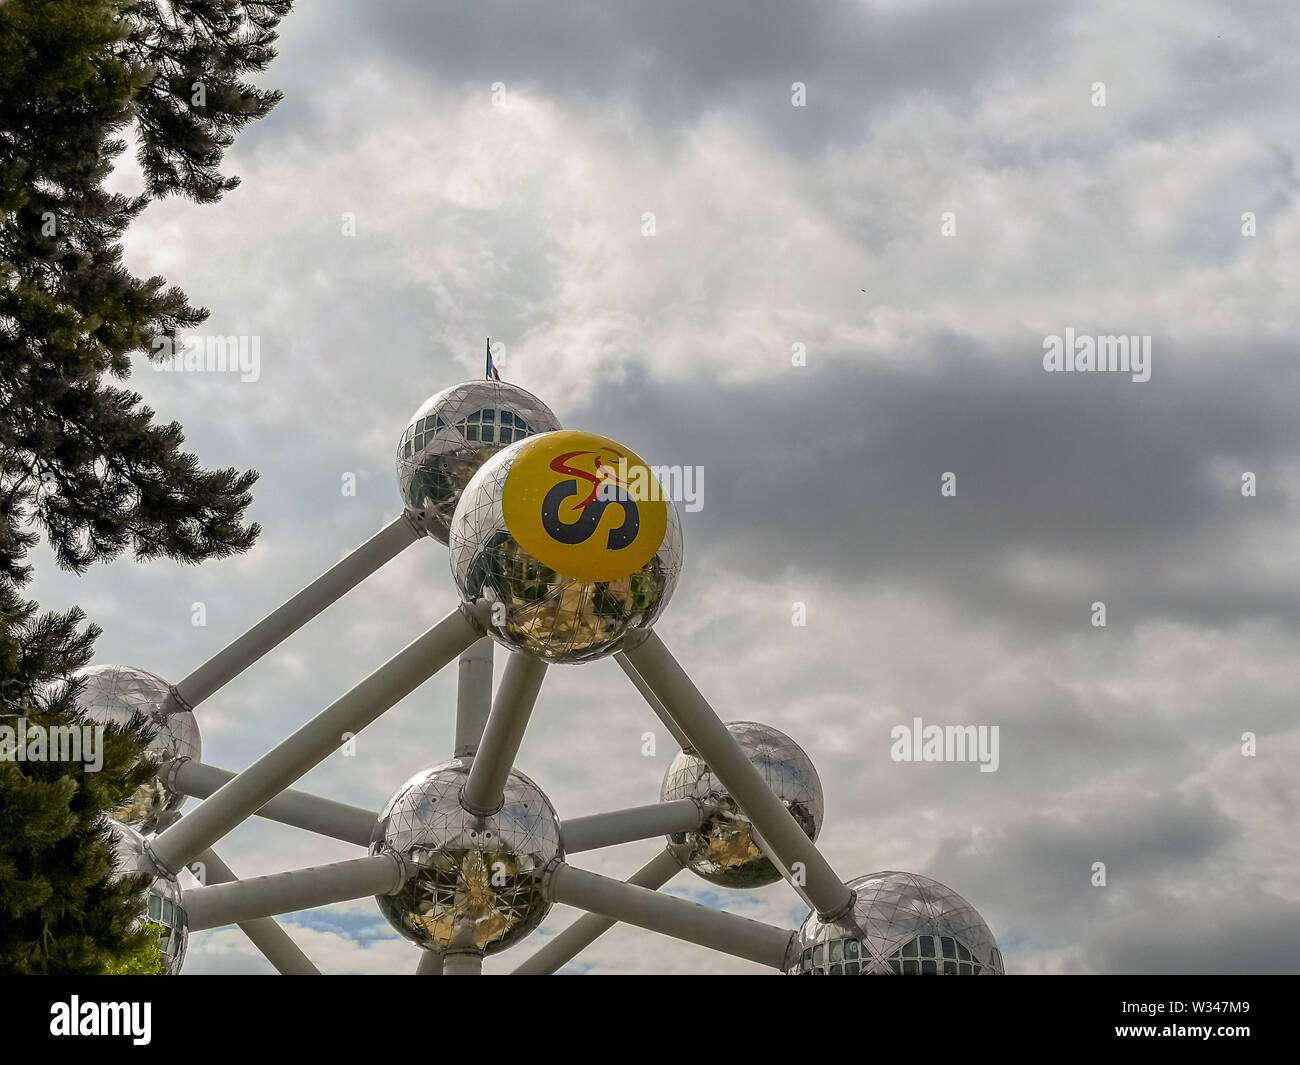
[
  {"x1": 369, "y1": 758, "x2": 562, "y2": 955},
  {"x1": 786, "y1": 871, "x2": 1004, "y2": 975},
  {"x1": 105, "y1": 820, "x2": 188, "y2": 975},
  {"x1": 397, "y1": 380, "x2": 561, "y2": 543},
  {"x1": 661, "y1": 721, "x2": 823, "y2": 888},
  {"x1": 73, "y1": 665, "x2": 201, "y2": 833},
  {"x1": 449, "y1": 429, "x2": 683, "y2": 663}
]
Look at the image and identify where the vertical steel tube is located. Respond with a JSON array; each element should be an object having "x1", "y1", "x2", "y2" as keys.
[
  {"x1": 459, "y1": 653, "x2": 547, "y2": 814},
  {"x1": 454, "y1": 638, "x2": 495, "y2": 756},
  {"x1": 442, "y1": 952, "x2": 484, "y2": 975}
]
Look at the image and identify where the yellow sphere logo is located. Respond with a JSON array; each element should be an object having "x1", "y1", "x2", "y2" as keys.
[{"x1": 503, "y1": 431, "x2": 668, "y2": 582}]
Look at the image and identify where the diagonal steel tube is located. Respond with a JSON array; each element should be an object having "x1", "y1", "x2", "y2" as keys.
[
  {"x1": 624, "y1": 631, "x2": 853, "y2": 918},
  {"x1": 148, "y1": 608, "x2": 480, "y2": 873},
  {"x1": 184, "y1": 853, "x2": 406, "y2": 931},
  {"x1": 513, "y1": 849, "x2": 681, "y2": 974},
  {"x1": 614, "y1": 652, "x2": 692, "y2": 750},
  {"x1": 196, "y1": 849, "x2": 321, "y2": 975},
  {"x1": 546, "y1": 862, "x2": 793, "y2": 969},
  {"x1": 560, "y1": 800, "x2": 703, "y2": 854},
  {"x1": 175, "y1": 515, "x2": 421, "y2": 708},
  {"x1": 175, "y1": 761, "x2": 377, "y2": 846}
]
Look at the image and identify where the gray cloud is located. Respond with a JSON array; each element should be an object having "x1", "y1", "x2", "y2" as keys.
[
  {"x1": 22, "y1": 0, "x2": 1299, "y2": 976},
  {"x1": 572, "y1": 340, "x2": 1300, "y2": 635},
  {"x1": 317, "y1": 0, "x2": 1074, "y2": 152}
]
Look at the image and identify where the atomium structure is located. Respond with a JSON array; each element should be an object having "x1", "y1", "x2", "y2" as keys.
[
  {"x1": 661, "y1": 721, "x2": 823, "y2": 888},
  {"x1": 75, "y1": 664, "x2": 201, "y2": 834},
  {"x1": 83, "y1": 372, "x2": 1004, "y2": 975},
  {"x1": 104, "y1": 821, "x2": 189, "y2": 975}
]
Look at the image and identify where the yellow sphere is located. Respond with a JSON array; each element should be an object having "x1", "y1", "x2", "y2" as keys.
[{"x1": 449, "y1": 430, "x2": 683, "y2": 663}]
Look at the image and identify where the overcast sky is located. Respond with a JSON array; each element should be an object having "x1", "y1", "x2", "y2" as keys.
[{"x1": 29, "y1": 0, "x2": 1300, "y2": 973}]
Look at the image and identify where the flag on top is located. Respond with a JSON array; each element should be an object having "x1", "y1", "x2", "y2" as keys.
[{"x1": 486, "y1": 338, "x2": 501, "y2": 381}]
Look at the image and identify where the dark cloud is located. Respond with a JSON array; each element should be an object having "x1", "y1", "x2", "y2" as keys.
[
  {"x1": 925, "y1": 791, "x2": 1258, "y2": 972},
  {"x1": 282, "y1": 0, "x2": 1075, "y2": 153},
  {"x1": 571, "y1": 339, "x2": 1300, "y2": 635},
  {"x1": 1087, "y1": 886, "x2": 1300, "y2": 974}
]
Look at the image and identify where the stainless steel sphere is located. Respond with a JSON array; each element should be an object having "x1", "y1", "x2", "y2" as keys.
[
  {"x1": 397, "y1": 380, "x2": 561, "y2": 543},
  {"x1": 73, "y1": 665, "x2": 201, "y2": 833},
  {"x1": 661, "y1": 721, "x2": 823, "y2": 888},
  {"x1": 449, "y1": 429, "x2": 683, "y2": 663},
  {"x1": 369, "y1": 759, "x2": 562, "y2": 954},
  {"x1": 786, "y1": 871, "x2": 1004, "y2": 975},
  {"x1": 105, "y1": 820, "x2": 188, "y2": 975}
]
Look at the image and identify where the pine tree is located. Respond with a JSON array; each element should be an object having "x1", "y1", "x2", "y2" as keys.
[
  {"x1": 0, "y1": 591, "x2": 161, "y2": 973},
  {"x1": 0, "y1": 0, "x2": 292, "y2": 973}
]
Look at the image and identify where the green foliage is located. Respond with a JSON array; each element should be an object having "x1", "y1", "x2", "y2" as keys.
[
  {"x1": 0, "y1": 0, "x2": 292, "y2": 974},
  {"x1": 0, "y1": 0, "x2": 294, "y2": 586},
  {"x1": 100, "y1": 916, "x2": 168, "y2": 975},
  {"x1": 0, "y1": 653, "x2": 161, "y2": 972}
]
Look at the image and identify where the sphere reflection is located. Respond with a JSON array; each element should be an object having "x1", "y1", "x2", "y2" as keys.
[
  {"x1": 786, "y1": 871, "x2": 1004, "y2": 975},
  {"x1": 370, "y1": 759, "x2": 561, "y2": 954},
  {"x1": 661, "y1": 722, "x2": 822, "y2": 888}
]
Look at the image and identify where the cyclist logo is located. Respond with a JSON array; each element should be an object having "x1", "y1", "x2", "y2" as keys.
[
  {"x1": 541, "y1": 447, "x2": 639, "y2": 549},
  {"x1": 502, "y1": 430, "x2": 668, "y2": 582}
]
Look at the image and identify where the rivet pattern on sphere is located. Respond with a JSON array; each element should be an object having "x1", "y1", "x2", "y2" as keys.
[
  {"x1": 397, "y1": 380, "x2": 561, "y2": 544},
  {"x1": 786, "y1": 871, "x2": 1004, "y2": 975},
  {"x1": 369, "y1": 759, "x2": 562, "y2": 954},
  {"x1": 73, "y1": 665, "x2": 201, "y2": 833},
  {"x1": 660, "y1": 721, "x2": 823, "y2": 888},
  {"x1": 449, "y1": 431, "x2": 684, "y2": 663},
  {"x1": 106, "y1": 820, "x2": 188, "y2": 975}
]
